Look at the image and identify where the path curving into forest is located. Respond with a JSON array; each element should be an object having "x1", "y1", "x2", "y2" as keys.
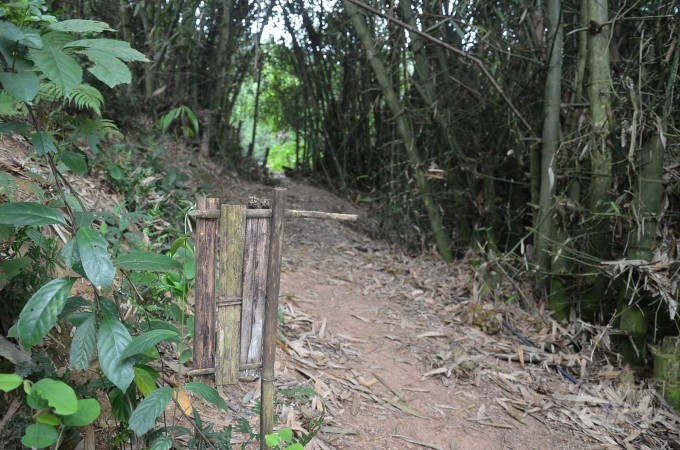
[{"x1": 214, "y1": 175, "x2": 612, "y2": 449}]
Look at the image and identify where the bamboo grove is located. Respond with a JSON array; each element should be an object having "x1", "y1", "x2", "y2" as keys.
[{"x1": 55, "y1": 1, "x2": 679, "y2": 366}]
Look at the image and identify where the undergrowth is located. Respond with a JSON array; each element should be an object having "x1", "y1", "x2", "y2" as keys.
[{"x1": 0, "y1": 2, "x2": 316, "y2": 448}]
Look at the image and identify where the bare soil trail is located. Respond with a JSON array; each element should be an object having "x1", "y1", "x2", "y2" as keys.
[{"x1": 212, "y1": 172, "x2": 680, "y2": 450}]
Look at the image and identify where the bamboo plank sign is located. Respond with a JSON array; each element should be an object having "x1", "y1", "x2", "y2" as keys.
[{"x1": 188, "y1": 188, "x2": 357, "y2": 447}]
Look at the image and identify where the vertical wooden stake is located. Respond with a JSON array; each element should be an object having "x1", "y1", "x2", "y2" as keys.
[
  {"x1": 216, "y1": 205, "x2": 246, "y2": 384},
  {"x1": 193, "y1": 197, "x2": 219, "y2": 372},
  {"x1": 260, "y1": 188, "x2": 286, "y2": 447},
  {"x1": 240, "y1": 214, "x2": 269, "y2": 380}
]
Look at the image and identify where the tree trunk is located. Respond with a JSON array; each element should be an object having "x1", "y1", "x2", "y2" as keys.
[
  {"x1": 343, "y1": 0, "x2": 453, "y2": 262},
  {"x1": 534, "y1": 0, "x2": 563, "y2": 312},
  {"x1": 581, "y1": 0, "x2": 613, "y2": 318}
]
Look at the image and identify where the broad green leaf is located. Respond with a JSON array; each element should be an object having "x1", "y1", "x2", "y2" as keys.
[
  {"x1": 184, "y1": 382, "x2": 228, "y2": 412},
  {"x1": 62, "y1": 398, "x2": 101, "y2": 426},
  {"x1": 76, "y1": 227, "x2": 114, "y2": 287},
  {"x1": 128, "y1": 387, "x2": 173, "y2": 435},
  {"x1": 29, "y1": 39, "x2": 82, "y2": 95},
  {"x1": 0, "y1": 21, "x2": 25, "y2": 41},
  {"x1": 60, "y1": 239, "x2": 80, "y2": 269},
  {"x1": 0, "y1": 256, "x2": 31, "y2": 290},
  {"x1": 149, "y1": 435, "x2": 173, "y2": 450},
  {"x1": 49, "y1": 20, "x2": 115, "y2": 33},
  {"x1": 28, "y1": 379, "x2": 78, "y2": 415},
  {"x1": 58, "y1": 295, "x2": 92, "y2": 320},
  {"x1": 0, "y1": 70, "x2": 40, "y2": 103},
  {"x1": 0, "y1": 201, "x2": 65, "y2": 226},
  {"x1": 80, "y1": 49, "x2": 131, "y2": 88},
  {"x1": 0, "y1": 22, "x2": 42, "y2": 49},
  {"x1": 61, "y1": 150, "x2": 87, "y2": 175},
  {"x1": 279, "y1": 428, "x2": 294, "y2": 443},
  {"x1": 21, "y1": 423, "x2": 57, "y2": 449},
  {"x1": 114, "y1": 252, "x2": 180, "y2": 272},
  {"x1": 30, "y1": 131, "x2": 59, "y2": 156},
  {"x1": 36, "y1": 414, "x2": 61, "y2": 426},
  {"x1": 108, "y1": 164, "x2": 123, "y2": 180},
  {"x1": 110, "y1": 388, "x2": 131, "y2": 422},
  {"x1": 64, "y1": 38, "x2": 148, "y2": 62},
  {"x1": 17, "y1": 277, "x2": 76, "y2": 348},
  {"x1": 139, "y1": 320, "x2": 180, "y2": 335},
  {"x1": 133, "y1": 366, "x2": 158, "y2": 397},
  {"x1": 0, "y1": 120, "x2": 31, "y2": 135},
  {"x1": 69, "y1": 313, "x2": 96, "y2": 370},
  {"x1": 265, "y1": 434, "x2": 281, "y2": 447},
  {"x1": 97, "y1": 313, "x2": 134, "y2": 391},
  {"x1": 0, "y1": 373, "x2": 22, "y2": 392},
  {"x1": 120, "y1": 330, "x2": 178, "y2": 361}
]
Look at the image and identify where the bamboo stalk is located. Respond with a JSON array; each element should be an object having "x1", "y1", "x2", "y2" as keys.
[
  {"x1": 193, "y1": 198, "x2": 219, "y2": 372},
  {"x1": 216, "y1": 205, "x2": 246, "y2": 385},
  {"x1": 260, "y1": 188, "x2": 286, "y2": 447}
]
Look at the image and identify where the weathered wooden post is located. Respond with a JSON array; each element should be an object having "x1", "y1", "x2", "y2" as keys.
[
  {"x1": 193, "y1": 197, "x2": 219, "y2": 373},
  {"x1": 216, "y1": 204, "x2": 246, "y2": 383},
  {"x1": 261, "y1": 188, "x2": 286, "y2": 446}
]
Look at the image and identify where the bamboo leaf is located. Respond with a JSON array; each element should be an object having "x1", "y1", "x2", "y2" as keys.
[
  {"x1": 120, "y1": 330, "x2": 178, "y2": 361},
  {"x1": 128, "y1": 387, "x2": 173, "y2": 435},
  {"x1": 97, "y1": 313, "x2": 134, "y2": 391},
  {"x1": 17, "y1": 277, "x2": 76, "y2": 348},
  {"x1": 69, "y1": 313, "x2": 96, "y2": 370},
  {"x1": 76, "y1": 227, "x2": 115, "y2": 288}
]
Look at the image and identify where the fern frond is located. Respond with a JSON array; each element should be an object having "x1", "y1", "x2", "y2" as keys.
[
  {"x1": 68, "y1": 84, "x2": 103, "y2": 115},
  {"x1": 0, "y1": 90, "x2": 28, "y2": 117},
  {"x1": 37, "y1": 81, "x2": 103, "y2": 115},
  {"x1": 72, "y1": 118, "x2": 122, "y2": 140},
  {"x1": 37, "y1": 80, "x2": 65, "y2": 103}
]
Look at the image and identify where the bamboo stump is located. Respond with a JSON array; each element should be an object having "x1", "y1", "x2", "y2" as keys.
[{"x1": 654, "y1": 336, "x2": 680, "y2": 411}]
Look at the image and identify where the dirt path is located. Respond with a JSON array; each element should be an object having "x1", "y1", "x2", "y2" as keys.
[
  {"x1": 267, "y1": 179, "x2": 589, "y2": 449},
  {"x1": 208, "y1": 174, "x2": 680, "y2": 450}
]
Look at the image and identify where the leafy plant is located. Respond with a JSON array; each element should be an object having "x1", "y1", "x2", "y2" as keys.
[
  {"x1": 0, "y1": 374, "x2": 100, "y2": 449},
  {"x1": 0, "y1": 3, "x2": 223, "y2": 448},
  {"x1": 159, "y1": 105, "x2": 199, "y2": 139},
  {"x1": 265, "y1": 428, "x2": 304, "y2": 450}
]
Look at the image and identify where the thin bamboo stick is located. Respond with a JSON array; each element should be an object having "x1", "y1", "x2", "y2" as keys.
[
  {"x1": 260, "y1": 188, "x2": 286, "y2": 447},
  {"x1": 189, "y1": 208, "x2": 357, "y2": 221}
]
